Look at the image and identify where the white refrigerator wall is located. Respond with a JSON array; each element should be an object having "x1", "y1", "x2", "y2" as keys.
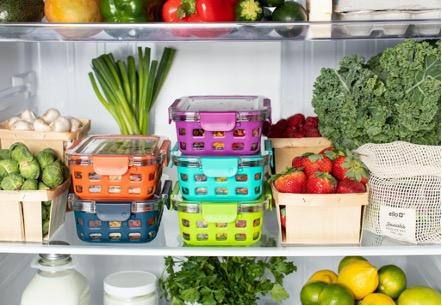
[{"x1": 0, "y1": 253, "x2": 440, "y2": 305}]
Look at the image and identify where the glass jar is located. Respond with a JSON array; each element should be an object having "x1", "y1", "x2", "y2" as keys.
[{"x1": 103, "y1": 271, "x2": 158, "y2": 305}]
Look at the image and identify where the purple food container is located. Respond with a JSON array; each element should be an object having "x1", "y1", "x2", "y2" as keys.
[{"x1": 169, "y1": 96, "x2": 271, "y2": 156}]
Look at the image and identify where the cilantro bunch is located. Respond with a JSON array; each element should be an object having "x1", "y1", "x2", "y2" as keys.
[
  {"x1": 160, "y1": 256, "x2": 296, "y2": 305},
  {"x1": 312, "y1": 39, "x2": 441, "y2": 150}
]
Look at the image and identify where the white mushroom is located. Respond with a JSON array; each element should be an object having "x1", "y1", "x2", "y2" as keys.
[
  {"x1": 20, "y1": 109, "x2": 36, "y2": 123},
  {"x1": 70, "y1": 118, "x2": 82, "y2": 132},
  {"x1": 11, "y1": 120, "x2": 33, "y2": 131},
  {"x1": 50, "y1": 116, "x2": 71, "y2": 133},
  {"x1": 33, "y1": 118, "x2": 51, "y2": 132},
  {"x1": 8, "y1": 116, "x2": 21, "y2": 129},
  {"x1": 42, "y1": 108, "x2": 61, "y2": 124}
]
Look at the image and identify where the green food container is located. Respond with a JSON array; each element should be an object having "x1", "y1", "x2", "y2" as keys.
[{"x1": 171, "y1": 183, "x2": 271, "y2": 246}]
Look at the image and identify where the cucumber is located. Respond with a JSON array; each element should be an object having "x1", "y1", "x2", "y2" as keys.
[{"x1": 272, "y1": 2, "x2": 307, "y2": 38}]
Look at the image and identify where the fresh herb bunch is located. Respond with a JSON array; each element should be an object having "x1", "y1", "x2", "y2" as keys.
[
  {"x1": 89, "y1": 47, "x2": 176, "y2": 135},
  {"x1": 160, "y1": 256, "x2": 296, "y2": 305},
  {"x1": 312, "y1": 39, "x2": 441, "y2": 150}
]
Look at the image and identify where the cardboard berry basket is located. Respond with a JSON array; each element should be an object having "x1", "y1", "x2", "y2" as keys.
[
  {"x1": 0, "y1": 180, "x2": 69, "y2": 242},
  {"x1": 272, "y1": 184, "x2": 368, "y2": 245},
  {"x1": 269, "y1": 137, "x2": 331, "y2": 173},
  {"x1": 0, "y1": 119, "x2": 91, "y2": 161}
]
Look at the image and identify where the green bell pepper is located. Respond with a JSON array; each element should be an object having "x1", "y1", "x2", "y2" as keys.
[{"x1": 101, "y1": 0, "x2": 148, "y2": 22}]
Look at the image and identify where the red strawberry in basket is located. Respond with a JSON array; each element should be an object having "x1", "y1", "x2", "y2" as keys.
[
  {"x1": 275, "y1": 119, "x2": 289, "y2": 131},
  {"x1": 305, "y1": 171, "x2": 337, "y2": 194},
  {"x1": 337, "y1": 178, "x2": 366, "y2": 193},
  {"x1": 272, "y1": 168, "x2": 306, "y2": 193},
  {"x1": 287, "y1": 113, "x2": 305, "y2": 129},
  {"x1": 301, "y1": 153, "x2": 333, "y2": 176},
  {"x1": 320, "y1": 147, "x2": 345, "y2": 161},
  {"x1": 292, "y1": 156, "x2": 304, "y2": 169},
  {"x1": 332, "y1": 153, "x2": 369, "y2": 185},
  {"x1": 286, "y1": 127, "x2": 304, "y2": 138},
  {"x1": 305, "y1": 116, "x2": 319, "y2": 128},
  {"x1": 303, "y1": 127, "x2": 321, "y2": 137}
]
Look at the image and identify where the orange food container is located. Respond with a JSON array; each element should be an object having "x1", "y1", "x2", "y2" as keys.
[{"x1": 68, "y1": 135, "x2": 170, "y2": 201}]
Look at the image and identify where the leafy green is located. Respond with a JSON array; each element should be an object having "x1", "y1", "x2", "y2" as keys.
[
  {"x1": 160, "y1": 256, "x2": 296, "y2": 305},
  {"x1": 312, "y1": 39, "x2": 441, "y2": 150}
]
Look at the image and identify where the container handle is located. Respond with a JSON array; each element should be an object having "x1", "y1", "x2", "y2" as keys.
[
  {"x1": 264, "y1": 139, "x2": 274, "y2": 168},
  {"x1": 169, "y1": 143, "x2": 179, "y2": 168},
  {"x1": 159, "y1": 140, "x2": 171, "y2": 167},
  {"x1": 200, "y1": 112, "x2": 236, "y2": 132},
  {"x1": 161, "y1": 180, "x2": 173, "y2": 209},
  {"x1": 201, "y1": 204, "x2": 238, "y2": 223},
  {"x1": 95, "y1": 203, "x2": 131, "y2": 222}
]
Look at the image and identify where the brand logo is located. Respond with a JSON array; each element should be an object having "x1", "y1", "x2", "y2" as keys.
[{"x1": 389, "y1": 211, "x2": 405, "y2": 218}]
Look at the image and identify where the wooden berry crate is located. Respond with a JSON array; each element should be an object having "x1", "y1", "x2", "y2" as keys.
[
  {"x1": 0, "y1": 119, "x2": 91, "y2": 160},
  {"x1": 0, "y1": 180, "x2": 70, "y2": 242},
  {"x1": 269, "y1": 137, "x2": 331, "y2": 173},
  {"x1": 272, "y1": 185, "x2": 368, "y2": 245}
]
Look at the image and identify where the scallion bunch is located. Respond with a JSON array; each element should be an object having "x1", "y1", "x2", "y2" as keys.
[{"x1": 89, "y1": 47, "x2": 176, "y2": 135}]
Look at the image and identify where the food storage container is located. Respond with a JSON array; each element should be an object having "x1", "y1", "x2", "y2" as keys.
[
  {"x1": 272, "y1": 185, "x2": 368, "y2": 245},
  {"x1": 270, "y1": 137, "x2": 331, "y2": 173},
  {"x1": 103, "y1": 271, "x2": 158, "y2": 305},
  {"x1": 0, "y1": 179, "x2": 69, "y2": 242},
  {"x1": 172, "y1": 141, "x2": 272, "y2": 202},
  {"x1": 71, "y1": 181, "x2": 171, "y2": 243},
  {"x1": 68, "y1": 135, "x2": 170, "y2": 201},
  {"x1": 0, "y1": 119, "x2": 91, "y2": 163},
  {"x1": 172, "y1": 183, "x2": 271, "y2": 246},
  {"x1": 169, "y1": 96, "x2": 271, "y2": 156}
]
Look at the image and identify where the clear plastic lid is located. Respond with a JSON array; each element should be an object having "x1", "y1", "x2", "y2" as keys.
[
  {"x1": 104, "y1": 271, "x2": 157, "y2": 298},
  {"x1": 169, "y1": 96, "x2": 271, "y2": 122},
  {"x1": 69, "y1": 135, "x2": 161, "y2": 157}
]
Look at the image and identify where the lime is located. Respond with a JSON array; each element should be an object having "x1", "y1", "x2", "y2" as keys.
[
  {"x1": 398, "y1": 286, "x2": 441, "y2": 305},
  {"x1": 319, "y1": 283, "x2": 354, "y2": 305},
  {"x1": 338, "y1": 256, "x2": 368, "y2": 273},
  {"x1": 377, "y1": 265, "x2": 407, "y2": 299},
  {"x1": 308, "y1": 270, "x2": 338, "y2": 284},
  {"x1": 338, "y1": 260, "x2": 379, "y2": 300},
  {"x1": 300, "y1": 281, "x2": 327, "y2": 305},
  {"x1": 360, "y1": 293, "x2": 395, "y2": 305}
]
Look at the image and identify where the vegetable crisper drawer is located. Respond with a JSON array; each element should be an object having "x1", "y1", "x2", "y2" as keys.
[
  {"x1": 71, "y1": 181, "x2": 171, "y2": 243},
  {"x1": 169, "y1": 96, "x2": 271, "y2": 156},
  {"x1": 172, "y1": 184, "x2": 271, "y2": 246},
  {"x1": 172, "y1": 141, "x2": 271, "y2": 202},
  {"x1": 68, "y1": 135, "x2": 170, "y2": 201}
]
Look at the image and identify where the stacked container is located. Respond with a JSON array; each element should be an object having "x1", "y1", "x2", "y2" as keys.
[
  {"x1": 169, "y1": 96, "x2": 272, "y2": 246},
  {"x1": 67, "y1": 135, "x2": 171, "y2": 243}
]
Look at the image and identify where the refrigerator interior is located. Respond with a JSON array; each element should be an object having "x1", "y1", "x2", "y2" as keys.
[{"x1": 0, "y1": 253, "x2": 440, "y2": 305}]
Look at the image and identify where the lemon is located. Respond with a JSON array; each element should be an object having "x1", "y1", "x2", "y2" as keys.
[
  {"x1": 308, "y1": 270, "x2": 338, "y2": 284},
  {"x1": 360, "y1": 293, "x2": 395, "y2": 305},
  {"x1": 398, "y1": 287, "x2": 441, "y2": 305},
  {"x1": 338, "y1": 260, "x2": 379, "y2": 300},
  {"x1": 338, "y1": 256, "x2": 368, "y2": 273},
  {"x1": 300, "y1": 281, "x2": 327, "y2": 305},
  {"x1": 318, "y1": 283, "x2": 354, "y2": 305},
  {"x1": 377, "y1": 265, "x2": 407, "y2": 299}
]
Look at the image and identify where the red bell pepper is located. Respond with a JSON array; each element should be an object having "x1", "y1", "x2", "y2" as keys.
[{"x1": 162, "y1": 0, "x2": 236, "y2": 22}]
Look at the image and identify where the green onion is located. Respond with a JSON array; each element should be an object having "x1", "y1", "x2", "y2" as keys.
[{"x1": 89, "y1": 47, "x2": 176, "y2": 135}]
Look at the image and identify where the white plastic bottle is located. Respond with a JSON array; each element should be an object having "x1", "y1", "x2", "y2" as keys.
[
  {"x1": 21, "y1": 251, "x2": 90, "y2": 305},
  {"x1": 103, "y1": 271, "x2": 158, "y2": 305}
]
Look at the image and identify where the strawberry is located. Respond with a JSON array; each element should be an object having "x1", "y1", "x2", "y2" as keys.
[
  {"x1": 337, "y1": 178, "x2": 366, "y2": 193},
  {"x1": 304, "y1": 128, "x2": 321, "y2": 137},
  {"x1": 262, "y1": 120, "x2": 272, "y2": 136},
  {"x1": 272, "y1": 168, "x2": 306, "y2": 193},
  {"x1": 320, "y1": 147, "x2": 345, "y2": 161},
  {"x1": 332, "y1": 153, "x2": 369, "y2": 184},
  {"x1": 274, "y1": 119, "x2": 289, "y2": 131},
  {"x1": 301, "y1": 153, "x2": 333, "y2": 176},
  {"x1": 287, "y1": 113, "x2": 305, "y2": 129},
  {"x1": 292, "y1": 156, "x2": 304, "y2": 169},
  {"x1": 305, "y1": 116, "x2": 319, "y2": 128},
  {"x1": 286, "y1": 127, "x2": 304, "y2": 138},
  {"x1": 305, "y1": 172, "x2": 337, "y2": 194}
]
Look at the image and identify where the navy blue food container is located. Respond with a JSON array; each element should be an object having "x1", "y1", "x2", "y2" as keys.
[{"x1": 71, "y1": 181, "x2": 172, "y2": 243}]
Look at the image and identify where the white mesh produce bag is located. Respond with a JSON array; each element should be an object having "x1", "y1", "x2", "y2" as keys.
[{"x1": 355, "y1": 141, "x2": 441, "y2": 244}]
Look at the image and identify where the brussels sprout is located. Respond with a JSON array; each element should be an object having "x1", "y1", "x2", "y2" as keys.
[
  {"x1": 42, "y1": 200, "x2": 52, "y2": 207},
  {"x1": 0, "y1": 149, "x2": 10, "y2": 160},
  {"x1": 0, "y1": 159, "x2": 19, "y2": 177},
  {"x1": 42, "y1": 220, "x2": 50, "y2": 236},
  {"x1": 19, "y1": 159, "x2": 41, "y2": 180},
  {"x1": 21, "y1": 179, "x2": 38, "y2": 190},
  {"x1": 41, "y1": 162, "x2": 64, "y2": 188},
  {"x1": 42, "y1": 205, "x2": 48, "y2": 220},
  {"x1": 36, "y1": 149, "x2": 57, "y2": 169},
  {"x1": 10, "y1": 142, "x2": 34, "y2": 162},
  {"x1": 1, "y1": 173, "x2": 25, "y2": 190},
  {"x1": 38, "y1": 182, "x2": 50, "y2": 190}
]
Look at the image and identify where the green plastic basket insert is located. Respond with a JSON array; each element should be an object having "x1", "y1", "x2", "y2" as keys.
[{"x1": 171, "y1": 183, "x2": 271, "y2": 246}]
